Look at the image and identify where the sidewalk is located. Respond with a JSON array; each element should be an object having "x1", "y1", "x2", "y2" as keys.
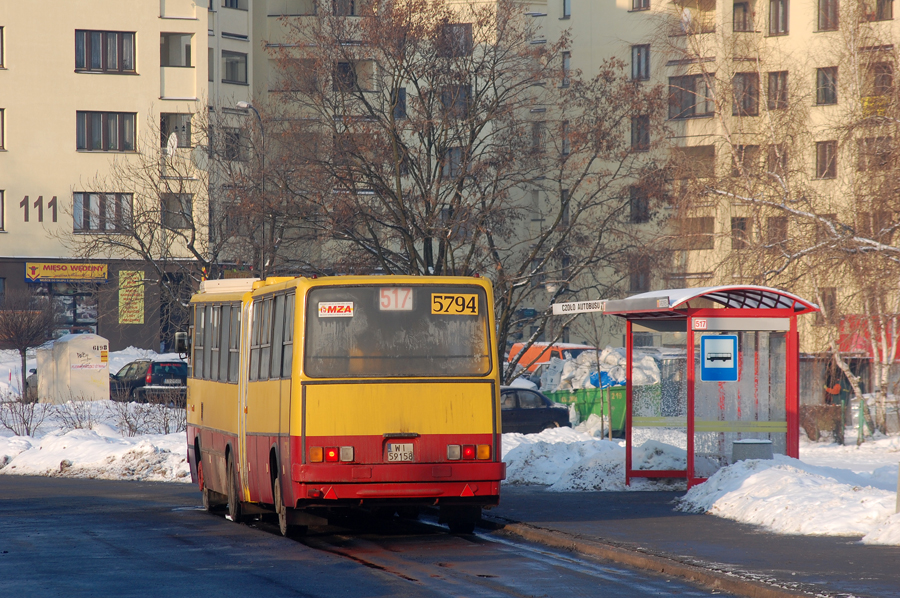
[{"x1": 483, "y1": 485, "x2": 900, "y2": 598}]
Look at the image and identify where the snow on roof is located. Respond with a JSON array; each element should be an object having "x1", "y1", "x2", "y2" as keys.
[{"x1": 604, "y1": 285, "x2": 819, "y2": 319}]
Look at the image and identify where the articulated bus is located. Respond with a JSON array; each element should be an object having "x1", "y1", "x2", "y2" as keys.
[{"x1": 184, "y1": 275, "x2": 505, "y2": 534}]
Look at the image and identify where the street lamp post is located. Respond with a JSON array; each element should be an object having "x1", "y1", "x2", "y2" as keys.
[{"x1": 235, "y1": 101, "x2": 268, "y2": 276}]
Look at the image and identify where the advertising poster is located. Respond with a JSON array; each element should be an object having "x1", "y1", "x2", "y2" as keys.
[{"x1": 118, "y1": 271, "x2": 144, "y2": 324}]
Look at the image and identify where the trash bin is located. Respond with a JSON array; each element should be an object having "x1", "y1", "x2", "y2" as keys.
[{"x1": 732, "y1": 439, "x2": 774, "y2": 462}]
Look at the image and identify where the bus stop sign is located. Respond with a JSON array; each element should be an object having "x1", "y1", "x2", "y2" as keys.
[{"x1": 700, "y1": 335, "x2": 738, "y2": 381}]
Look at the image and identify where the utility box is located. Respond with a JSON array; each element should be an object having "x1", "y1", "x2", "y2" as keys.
[{"x1": 37, "y1": 334, "x2": 110, "y2": 404}]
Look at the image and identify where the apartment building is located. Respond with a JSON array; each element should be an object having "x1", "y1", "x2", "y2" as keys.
[
  {"x1": 0, "y1": 1, "x2": 207, "y2": 349},
  {"x1": 529, "y1": 0, "x2": 900, "y2": 356}
]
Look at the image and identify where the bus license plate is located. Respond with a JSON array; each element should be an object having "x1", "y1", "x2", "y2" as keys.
[
  {"x1": 387, "y1": 443, "x2": 413, "y2": 462},
  {"x1": 164, "y1": 378, "x2": 180, "y2": 385}
]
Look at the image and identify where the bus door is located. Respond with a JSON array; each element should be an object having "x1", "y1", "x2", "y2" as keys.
[{"x1": 237, "y1": 298, "x2": 253, "y2": 500}]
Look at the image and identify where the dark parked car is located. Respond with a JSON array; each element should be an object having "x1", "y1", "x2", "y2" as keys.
[
  {"x1": 110, "y1": 359, "x2": 188, "y2": 405},
  {"x1": 500, "y1": 386, "x2": 571, "y2": 434}
]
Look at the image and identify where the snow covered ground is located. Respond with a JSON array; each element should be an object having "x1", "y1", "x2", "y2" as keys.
[{"x1": 1, "y1": 348, "x2": 899, "y2": 546}]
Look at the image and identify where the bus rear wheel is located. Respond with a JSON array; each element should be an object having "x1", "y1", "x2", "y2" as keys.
[
  {"x1": 226, "y1": 454, "x2": 242, "y2": 523},
  {"x1": 442, "y1": 505, "x2": 480, "y2": 534}
]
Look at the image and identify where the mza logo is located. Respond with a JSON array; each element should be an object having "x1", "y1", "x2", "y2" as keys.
[{"x1": 318, "y1": 302, "x2": 354, "y2": 317}]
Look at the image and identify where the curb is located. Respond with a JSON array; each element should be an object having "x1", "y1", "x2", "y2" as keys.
[{"x1": 479, "y1": 514, "x2": 828, "y2": 598}]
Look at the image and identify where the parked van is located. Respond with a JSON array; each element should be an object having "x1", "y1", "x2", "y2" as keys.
[{"x1": 508, "y1": 342, "x2": 596, "y2": 372}]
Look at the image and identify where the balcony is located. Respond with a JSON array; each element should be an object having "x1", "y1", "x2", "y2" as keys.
[
  {"x1": 161, "y1": 66, "x2": 198, "y2": 99},
  {"x1": 160, "y1": 0, "x2": 198, "y2": 19},
  {"x1": 219, "y1": 5, "x2": 250, "y2": 37}
]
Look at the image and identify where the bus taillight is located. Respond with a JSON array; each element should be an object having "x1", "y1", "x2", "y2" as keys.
[
  {"x1": 447, "y1": 445, "x2": 461, "y2": 460},
  {"x1": 477, "y1": 444, "x2": 491, "y2": 460},
  {"x1": 324, "y1": 448, "x2": 339, "y2": 462},
  {"x1": 462, "y1": 445, "x2": 476, "y2": 460}
]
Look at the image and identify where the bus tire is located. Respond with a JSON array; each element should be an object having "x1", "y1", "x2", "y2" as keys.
[
  {"x1": 443, "y1": 505, "x2": 480, "y2": 534},
  {"x1": 226, "y1": 454, "x2": 242, "y2": 523}
]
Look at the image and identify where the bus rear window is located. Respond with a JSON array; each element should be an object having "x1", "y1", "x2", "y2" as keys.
[{"x1": 304, "y1": 285, "x2": 491, "y2": 378}]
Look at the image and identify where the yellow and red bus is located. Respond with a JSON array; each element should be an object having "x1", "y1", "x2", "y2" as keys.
[{"x1": 183, "y1": 275, "x2": 505, "y2": 534}]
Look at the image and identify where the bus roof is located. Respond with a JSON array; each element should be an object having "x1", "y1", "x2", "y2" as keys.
[{"x1": 198, "y1": 279, "x2": 259, "y2": 294}]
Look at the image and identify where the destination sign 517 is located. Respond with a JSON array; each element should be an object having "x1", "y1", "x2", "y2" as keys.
[{"x1": 551, "y1": 300, "x2": 606, "y2": 316}]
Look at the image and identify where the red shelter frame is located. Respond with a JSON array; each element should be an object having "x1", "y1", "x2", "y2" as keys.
[{"x1": 603, "y1": 286, "x2": 818, "y2": 488}]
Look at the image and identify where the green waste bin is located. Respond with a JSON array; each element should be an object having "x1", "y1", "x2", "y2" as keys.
[{"x1": 550, "y1": 386, "x2": 626, "y2": 436}]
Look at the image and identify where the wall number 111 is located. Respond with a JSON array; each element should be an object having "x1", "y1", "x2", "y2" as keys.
[{"x1": 20, "y1": 196, "x2": 58, "y2": 223}]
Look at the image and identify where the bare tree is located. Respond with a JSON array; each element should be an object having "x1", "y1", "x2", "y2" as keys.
[
  {"x1": 267, "y1": 0, "x2": 669, "y2": 376},
  {"x1": 0, "y1": 288, "x2": 56, "y2": 400},
  {"x1": 655, "y1": 0, "x2": 900, "y2": 437}
]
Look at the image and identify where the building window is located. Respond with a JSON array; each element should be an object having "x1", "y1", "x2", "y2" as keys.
[
  {"x1": 731, "y1": 145, "x2": 759, "y2": 176},
  {"x1": 440, "y1": 85, "x2": 471, "y2": 119},
  {"x1": 767, "y1": 143, "x2": 788, "y2": 176},
  {"x1": 675, "y1": 217, "x2": 715, "y2": 250},
  {"x1": 73, "y1": 193, "x2": 133, "y2": 233},
  {"x1": 161, "y1": 113, "x2": 192, "y2": 148},
  {"x1": 767, "y1": 216, "x2": 788, "y2": 247},
  {"x1": 668, "y1": 74, "x2": 715, "y2": 119},
  {"x1": 223, "y1": 127, "x2": 244, "y2": 161},
  {"x1": 857, "y1": 136, "x2": 893, "y2": 171},
  {"x1": 816, "y1": 67, "x2": 838, "y2": 105},
  {"x1": 531, "y1": 121, "x2": 545, "y2": 152},
  {"x1": 631, "y1": 115, "x2": 650, "y2": 150},
  {"x1": 76, "y1": 30, "x2": 135, "y2": 73},
  {"x1": 633, "y1": 0, "x2": 650, "y2": 9},
  {"x1": 863, "y1": 0, "x2": 893, "y2": 20},
  {"x1": 767, "y1": 71, "x2": 788, "y2": 109},
  {"x1": 629, "y1": 186, "x2": 651, "y2": 223},
  {"x1": 222, "y1": 51, "x2": 248, "y2": 84},
  {"x1": 563, "y1": 0, "x2": 571, "y2": 18},
  {"x1": 816, "y1": 287, "x2": 837, "y2": 325},
  {"x1": 76, "y1": 111, "x2": 136, "y2": 151},
  {"x1": 818, "y1": 0, "x2": 838, "y2": 30},
  {"x1": 0, "y1": 27, "x2": 4, "y2": 67},
  {"x1": 161, "y1": 193, "x2": 193, "y2": 229},
  {"x1": 769, "y1": 0, "x2": 789, "y2": 35},
  {"x1": 0, "y1": 191, "x2": 4, "y2": 231},
  {"x1": 816, "y1": 140, "x2": 837, "y2": 178},
  {"x1": 443, "y1": 146, "x2": 466, "y2": 178},
  {"x1": 733, "y1": 2, "x2": 753, "y2": 31},
  {"x1": 732, "y1": 72, "x2": 760, "y2": 116},
  {"x1": 208, "y1": 48, "x2": 214, "y2": 82},
  {"x1": 629, "y1": 255, "x2": 651, "y2": 292},
  {"x1": 437, "y1": 23, "x2": 473, "y2": 58},
  {"x1": 674, "y1": 145, "x2": 716, "y2": 178},
  {"x1": 393, "y1": 87, "x2": 407, "y2": 120},
  {"x1": 160, "y1": 33, "x2": 193, "y2": 67},
  {"x1": 561, "y1": 51, "x2": 571, "y2": 87},
  {"x1": 731, "y1": 217, "x2": 752, "y2": 249},
  {"x1": 0, "y1": 108, "x2": 4, "y2": 150},
  {"x1": 632, "y1": 45, "x2": 650, "y2": 80},
  {"x1": 871, "y1": 62, "x2": 893, "y2": 96},
  {"x1": 334, "y1": 0, "x2": 366, "y2": 16},
  {"x1": 561, "y1": 121, "x2": 570, "y2": 155},
  {"x1": 222, "y1": 0, "x2": 248, "y2": 8}
]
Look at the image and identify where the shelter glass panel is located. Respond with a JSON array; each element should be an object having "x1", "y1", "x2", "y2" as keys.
[
  {"x1": 692, "y1": 330, "x2": 787, "y2": 478},
  {"x1": 630, "y1": 324, "x2": 688, "y2": 473}
]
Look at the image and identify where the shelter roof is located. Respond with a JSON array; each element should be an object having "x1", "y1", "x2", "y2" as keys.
[{"x1": 603, "y1": 286, "x2": 819, "y2": 320}]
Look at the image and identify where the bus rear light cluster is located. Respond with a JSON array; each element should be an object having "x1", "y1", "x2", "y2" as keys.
[
  {"x1": 447, "y1": 444, "x2": 491, "y2": 460},
  {"x1": 310, "y1": 446, "x2": 354, "y2": 463}
]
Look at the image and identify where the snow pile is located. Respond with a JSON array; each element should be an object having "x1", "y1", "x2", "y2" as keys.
[
  {"x1": 0, "y1": 428, "x2": 189, "y2": 482},
  {"x1": 677, "y1": 454, "x2": 899, "y2": 544},
  {"x1": 502, "y1": 427, "x2": 685, "y2": 491},
  {"x1": 540, "y1": 346, "x2": 661, "y2": 392}
]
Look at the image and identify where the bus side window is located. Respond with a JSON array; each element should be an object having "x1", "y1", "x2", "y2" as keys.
[
  {"x1": 228, "y1": 306, "x2": 240, "y2": 383},
  {"x1": 193, "y1": 305, "x2": 205, "y2": 379},
  {"x1": 219, "y1": 304, "x2": 232, "y2": 382},
  {"x1": 270, "y1": 294, "x2": 286, "y2": 379},
  {"x1": 281, "y1": 294, "x2": 294, "y2": 378},
  {"x1": 202, "y1": 305, "x2": 214, "y2": 381},
  {"x1": 209, "y1": 306, "x2": 220, "y2": 382},
  {"x1": 249, "y1": 301, "x2": 261, "y2": 381},
  {"x1": 259, "y1": 298, "x2": 273, "y2": 381}
]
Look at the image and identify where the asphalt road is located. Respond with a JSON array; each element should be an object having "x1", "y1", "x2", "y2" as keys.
[{"x1": 0, "y1": 476, "x2": 726, "y2": 597}]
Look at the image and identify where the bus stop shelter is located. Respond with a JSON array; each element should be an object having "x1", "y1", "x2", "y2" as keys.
[{"x1": 602, "y1": 286, "x2": 818, "y2": 487}]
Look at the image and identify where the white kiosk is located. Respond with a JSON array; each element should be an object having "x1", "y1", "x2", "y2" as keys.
[{"x1": 37, "y1": 334, "x2": 110, "y2": 404}]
